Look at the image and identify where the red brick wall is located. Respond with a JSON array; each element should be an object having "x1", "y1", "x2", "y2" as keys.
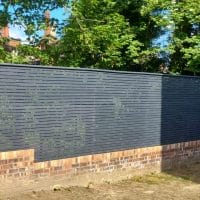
[
  {"x1": 0, "y1": 25, "x2": 9, "y2": 38},
  {"x1": 0, "y1": 140, "x2": 200, "y2": 180},
  {"x1": 8, "y1": 39, "x2": 21, "y2": 48}
]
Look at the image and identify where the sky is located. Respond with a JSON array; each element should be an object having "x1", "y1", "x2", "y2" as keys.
[
  {"x1": 9, "y1": 8, "x2": 68, "y2": 41},
  {"x1": 152, "y1": 29, "x2": 172, "y2": 48}
]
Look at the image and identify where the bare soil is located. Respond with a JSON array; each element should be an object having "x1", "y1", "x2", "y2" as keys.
[{"x1": 3, "y1": 161, "x2": 200, "y2": 200}]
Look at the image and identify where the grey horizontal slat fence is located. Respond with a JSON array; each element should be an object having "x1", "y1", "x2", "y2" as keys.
[
  {"x1": 0, "y1": 64, "x2": 200, "y2": 161},
  {"x1": 0, "y1": 64, "x2": 162, "y2": 161}
]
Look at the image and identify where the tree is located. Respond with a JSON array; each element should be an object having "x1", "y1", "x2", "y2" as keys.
[
  {"x1": 0, "y1": 0, "x2": 199, "y2": 74},
  {"x1": 143, "y1": 0, "x2": 200, "y2": 74},
  {"x1": 169, "y1": 0, "x2": 200, "y2": 74},
  {"x1": 57, "y1": 0, "x2": 142, "y2": 70},
  {"x1": 55, "y1": 0, "x2": 167, "y2": 72}
]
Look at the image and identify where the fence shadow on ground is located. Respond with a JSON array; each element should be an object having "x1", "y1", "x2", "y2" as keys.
[{"x1": 163, "y1": 160, "x2": 200, "y2": 183}]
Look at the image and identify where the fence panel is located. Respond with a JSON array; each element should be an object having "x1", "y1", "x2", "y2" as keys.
[{"x1": 0, "y1": 65, "x2": 162, "y2": 161}]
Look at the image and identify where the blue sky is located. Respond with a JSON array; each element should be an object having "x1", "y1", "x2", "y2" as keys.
[{"x1": 9, "y1": 8, "x2": 68, "y2": 41}]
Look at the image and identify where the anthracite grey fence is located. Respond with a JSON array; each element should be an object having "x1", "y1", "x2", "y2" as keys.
[{"x1": 0, "y1": 64, "x2": 200, "y2": 161}]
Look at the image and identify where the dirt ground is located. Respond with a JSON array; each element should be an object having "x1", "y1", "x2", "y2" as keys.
[{"x1": 3, "y1": 161, "x2": 200, "y2": 200}]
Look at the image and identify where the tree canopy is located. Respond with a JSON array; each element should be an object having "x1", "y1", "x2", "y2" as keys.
[
  {"x1": 143, "y1": 0, "x2": 200, "y2": 74},
  {"x1": 0, "y1": 0, "x2": 199, "y2": 75}
]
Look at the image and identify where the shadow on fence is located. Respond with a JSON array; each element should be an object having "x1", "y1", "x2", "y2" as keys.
[{"x1": 161, "y1": 75, "x2": 200, "y2": 183}]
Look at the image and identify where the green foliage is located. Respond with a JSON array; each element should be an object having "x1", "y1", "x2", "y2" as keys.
[
  {"x1": 170, "y1": 0, "x2": 200, "y2": 74},
  {"x1": 144, "y1": 0, "x2": 200, "y2": 74},
  {"x1": 17, "y1": 45, "x2": 52, "y2": 64},
  {"x1": 0, "y1": 42, "x2": 52, "y2": 65},
  {"x1": 181, "y1": 36, "x2": 200, "y2": 73},
  {"x1": 57, "y1": 0, "x2": 151, "y2": 70},
  {"x1": 0, "y1": 0, "x2": 199, "y2": 74}
]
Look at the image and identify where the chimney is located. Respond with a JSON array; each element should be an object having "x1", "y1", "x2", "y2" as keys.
[
  {"x1": 44, "y1": 10, "x2": 56, "y2": 37},
  {"x1": 0, "y1": 24, "x2": 9, "y2": 38},
  {"x1": 44, "y1": 10, "x2": 51, "y2": 36}
]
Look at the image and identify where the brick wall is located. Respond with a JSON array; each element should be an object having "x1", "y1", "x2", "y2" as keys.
[
  {"x1": 0, "y1": 140, "x2": 200, "y2": 180},
  {"x1": 8, "y1": 39, "x2": 21, "y2": 48}
]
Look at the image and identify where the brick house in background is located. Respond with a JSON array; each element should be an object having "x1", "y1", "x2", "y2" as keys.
[
  {"x1": 0, "y1": 11, "x2": 57, "y2": 65},
  {"x1": 0, "y1": 24, "x2": 21, "y2": 52},
  {"x1": 0, "y1": 10, "x2": 57, "y2": 52}
]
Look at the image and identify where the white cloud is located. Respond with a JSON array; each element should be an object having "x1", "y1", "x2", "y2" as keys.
[{"x1": 9, "y1": 25, "x2": 27, "y2": 41}]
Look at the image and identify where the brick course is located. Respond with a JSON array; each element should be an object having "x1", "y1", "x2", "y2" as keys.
[{"x1": 0, "y1": 140, "x2": 200, "y2": 180}]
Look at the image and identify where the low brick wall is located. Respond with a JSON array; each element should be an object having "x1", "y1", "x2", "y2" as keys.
[{"x1": 0, "y1": 140, "x2": 200, "y2": 181}]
